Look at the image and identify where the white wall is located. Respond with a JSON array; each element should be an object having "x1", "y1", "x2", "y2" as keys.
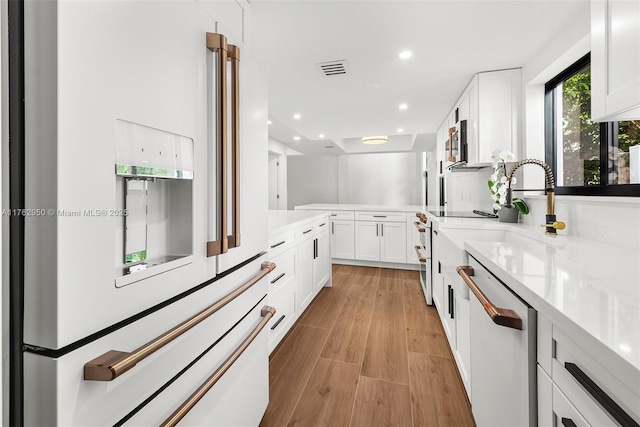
[
  {"x1": 337, "y1": 152, "x2": 421, "y2": 206},
  {"x1": 287, "y1": 152, "x2": 423, "y2": 209},
  {"x1": 287, "y1": 155, "x2": 339, "y2": 209}
]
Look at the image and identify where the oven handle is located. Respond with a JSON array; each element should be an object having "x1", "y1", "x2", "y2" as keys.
[
  {"x1": 413, "y1": 221, "x2": 426, "y2": 233},
  {"x1": 414, "y1": 245, "x2": 426, "y2": 263},
  {"x1": 456, "y1": 266, "x2": 522, "y2": 330},
  {"x1": 83, "y1": 262, "x2": 276, "y2": 381},
  {"x1": 161, "y1": 305, "x2": 276, "y2": 427}
]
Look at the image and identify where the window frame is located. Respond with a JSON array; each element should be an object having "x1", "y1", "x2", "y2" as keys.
[{"x1": 544, "y1": 53, "x2": 640, "y2": 197}]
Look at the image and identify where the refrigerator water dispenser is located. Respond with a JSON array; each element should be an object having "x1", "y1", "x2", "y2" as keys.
[{"x1": 115, "y1": 119, "x2": 194, "y2": 287}]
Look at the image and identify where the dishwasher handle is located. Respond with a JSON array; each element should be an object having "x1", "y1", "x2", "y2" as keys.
[{"x1": 456, "y1": 266, "x2": 522, "y2": 330}]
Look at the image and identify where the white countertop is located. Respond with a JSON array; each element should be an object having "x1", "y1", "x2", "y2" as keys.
[
  {"x1": 435, "y1": 219, "x2": 640, "y2": 383},
  {"x1": 268, "y1": 210, "x2": 329, "y2": 236},
  {"x1": 295, "y1": 203, "x2": 424, "y2": 213}
]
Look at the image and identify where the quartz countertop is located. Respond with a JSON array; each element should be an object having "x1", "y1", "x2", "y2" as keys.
[
  {"x1": 295, "y1": 203, "x2": 424, "y2": 213},
  {"x1": 435, "y1": 220, "x2": 640, "y2": 384},
  {"x1": 268, "y1": 210, "x2": 329, "y2": 237}
]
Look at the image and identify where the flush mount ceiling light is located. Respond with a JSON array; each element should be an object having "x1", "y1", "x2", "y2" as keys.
[
  {"x1": 318, "y1": 134, "x2": 325, "y2": 138},
  {"x1": 397, "y1": 128, "x2": 404, "y2": 133},
  {"x1": 267, "y1": 120, "x2": 272, "y2": 125},
  {"x1": 362, "y1": 136, "x2": 388, "y2": 145},
  {"x1": 399, "y1": 103, "x2": 408, "y2": 110},
  {"x1": 293, "y1": 136, "x2": 300, "y2": 141},
  {"x1": 398, "y1": 50, "x2": 412, "y2": 59},
  {"x1": 293, "y1": 113, "x2": 301, "y2": 119}
]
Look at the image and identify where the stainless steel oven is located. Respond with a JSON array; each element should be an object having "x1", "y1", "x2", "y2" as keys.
[{"x1": 414, "y1": 213, "x2": 432, "y2": 305}]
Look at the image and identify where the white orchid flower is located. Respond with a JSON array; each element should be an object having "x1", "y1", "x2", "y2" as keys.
[
  {"x1": 497, "y1": 185, "x2": 507, "y2": 195},
  {"x1": 511, "y1": 177, "x2": 517, "y2": 185},
  {"x1": 500, "y1": 176, "x2": 508, "y2": 184},
  {"x1": 499, "y1": 150, "x2": 514, "y2": 161},
  {"x1": 490, "y1": 171, "x2": 499, "y2": 182},
  {"x1": 492, "y1": 203, "x2": 501, "y2": 211}
]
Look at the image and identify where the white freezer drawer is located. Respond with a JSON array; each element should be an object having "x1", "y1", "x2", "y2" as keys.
[
  {"x1": 126, "y1": 302, "x2": 271, "y2": 426},
  {"x1": 24, "y1": 258, "x2": 270, "y2": 426}
]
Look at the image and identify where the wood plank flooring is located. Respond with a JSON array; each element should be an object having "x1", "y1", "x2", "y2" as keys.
[{"x1": 261, "y1": 265, "x2": 475, "y2": 427}]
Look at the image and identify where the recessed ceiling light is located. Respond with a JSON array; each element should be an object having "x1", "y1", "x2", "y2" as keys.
[
  {"x1": 293, "y1": 113, "x2": 301, "y2": 119},
  {"x1": 399, "y1": 103, "x2": 408, "y2": 110},
  {"x1": 397, "y1": 128, "x2": 404, "y2": 133},
  {"x1": 267, "y1": 120, "x2": 272, "y2": 125},
  {"x1": 319, "y1": 134, "x2": 325, "y2": 138},
  {"x1": 293, "y1": 136, "x2": 300, "y2": 141},
  {"x1": 398, "y1": 51, "x2": 412, "y2": 59}
]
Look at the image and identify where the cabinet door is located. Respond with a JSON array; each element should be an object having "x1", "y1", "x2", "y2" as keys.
[
  {"x1": 380, "y1": 221, "x2": 407, "y2": 263},
  {"x1": 591, "y1": 0, "x2": 640, "y2": 121},
  {"x1": 355, "y1": 222, "x2": 380, "y2": 261},
  {"x1": 297, "y1": 238, "x2": 314, "y2": 312},
  {"x1": 331, "y1": 220, "x2": 355, "y2": 260},
  {"x1": 442, "y1": 275, "x2": 456, "y2": 348},
  {"x1": 477, "y1": 69, "x2": 521, "y2": 163},
  {"x1": 313, "y1": 231, "x2": 330, "y2": 291},
  {"x1": 455, "y1": 290, "x2": 471, "y2": 396}
]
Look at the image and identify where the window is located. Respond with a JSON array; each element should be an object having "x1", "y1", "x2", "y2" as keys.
[{"x1": 545, "y1": 53, "x2": 640, "y2": 196}]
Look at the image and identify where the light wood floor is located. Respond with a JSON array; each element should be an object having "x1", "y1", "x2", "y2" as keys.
[{"x1": 260, "y1": 265, "x2": 476, "y2": 427}]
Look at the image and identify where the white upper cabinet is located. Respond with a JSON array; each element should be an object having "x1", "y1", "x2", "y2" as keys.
[
  {"x1": 438, "y1": 68, "x2": 521, "y2": 168},
  {"x1": 468, "y1": 69, "x2": 522, "y2": 165},
  {"x1": 591, "y1": 0, "x2": 640, "y2": 121}
]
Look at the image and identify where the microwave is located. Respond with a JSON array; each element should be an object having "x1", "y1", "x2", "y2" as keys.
[{"x1": 447, "y1": 119, "x2": 468, "y2": 163}]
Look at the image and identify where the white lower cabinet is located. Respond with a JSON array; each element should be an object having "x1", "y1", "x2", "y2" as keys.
[
  {"x1": 355, "y1": 221, "x2": 380, "y2": 261},
  {"x1": 313, "y1": 228, "x2": 330, "y2": 291},
  {"x1": 537, "y1": 311, "x2": 640, "y2": 427},
  {"x1": 454, "y1": 290, "x2": 471, "y2": 396},
  {"x1": 355, "y1": 220, "x2": 407, "y2": 263},
  {"x1": 380, "y1": 221, "x2": 407, "y2": 263},
  {"x1": 297, "y1": 235, "x2": 315, "y2": 310},
  {"x1": 331, "y1": 219, "x2": 355, "y2": 259},
  {"x1": 267, "y1": 213, "x2": 331, "y2": 355}
]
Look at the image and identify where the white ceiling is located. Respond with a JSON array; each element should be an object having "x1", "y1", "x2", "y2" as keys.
[{"x1": 250, "y1": 0, "x2": 587, "y2": 155}]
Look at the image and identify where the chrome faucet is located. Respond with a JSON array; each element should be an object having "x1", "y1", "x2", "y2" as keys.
[{"x1": 505, "y1": 159, "x2": 566, "y2": 235}]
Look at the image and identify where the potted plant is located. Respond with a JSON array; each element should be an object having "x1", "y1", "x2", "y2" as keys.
[{"x1": 488, "y1": 150, "x2": 529, "y2": 222}]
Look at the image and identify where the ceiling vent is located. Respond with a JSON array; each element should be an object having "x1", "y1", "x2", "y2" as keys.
[{"x1": 317, "y1": 60, "x2": 349, "y2": 77}]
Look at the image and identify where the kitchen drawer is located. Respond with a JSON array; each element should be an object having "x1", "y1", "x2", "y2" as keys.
[
  {"x1": 330, "y1": 211, "x2": 354, "y2": 220},
  {"x1": 126, "y1": 301, "x2": 270, "y2": 425},
  {"x1": 24, "y1": 258, "x2": 269, "y2": 426},
  {"x1": 297, "y1": 222, "x2": 316, "y2": 241},
  {"x1": 268, "y1": 278, "x2": 296, "y2": 353},
  {"x1": 268, "y1": 229, "x2": 296, "y2": 258},
  {"x1": 552, "y1": 383, "x2": 590, "y2": 427},
  {"x1": 315, "y1": 218, "x2": 330, "y2": 233},
  {"x1": 552, "y1": 327, "x2": 640, "y2": 426},
  {"x1": 355, "y1": 211, "x2": 406, "y2": 222},
  {"x1": 269, "y1": 247, "x2": 295, "y2": 292}
]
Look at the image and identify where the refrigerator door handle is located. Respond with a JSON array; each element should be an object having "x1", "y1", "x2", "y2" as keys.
[
  {"x1": 227, "y1": 44, "x2": 241, "y2": 249},
  {"x1": 206, "y1": 33, "x2": 229, "y2": 257},
  {"x1": 161, "y1": 305, "x2": 276, "y2": 427},
  {"x1": 83, "y1": 262, "x2": 276, "y2": 381}
]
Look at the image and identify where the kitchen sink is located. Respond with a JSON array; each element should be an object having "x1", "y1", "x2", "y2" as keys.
[{"x1": 439, "y1": 227, "x2": 550, "y2": 251}]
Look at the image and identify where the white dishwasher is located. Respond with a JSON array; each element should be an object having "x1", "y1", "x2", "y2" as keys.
[{"x1": 458, "y1": 256, "x2": 537, "y2": 427}]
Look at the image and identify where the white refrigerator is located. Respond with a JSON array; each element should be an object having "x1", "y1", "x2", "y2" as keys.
[{"x1": 6, "y1": 1, "x2": 271, "y2": 424}]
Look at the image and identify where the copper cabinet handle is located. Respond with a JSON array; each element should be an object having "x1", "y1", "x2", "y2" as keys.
[
  {"x1": 83, "y1": 262, "x2": 276, "y2": 381},
  {"x1": 413, "y1": 221, "x2": 426, "y2": 232},
  {"x1": 456, "y1": 266, "x2": 522, "y2": 330},
  {"x1": 206, "y1": 33, "x2": 229, "y2": 257},
  {"x1": 227, "y1": 44, "x2": 241, "y2": 249},
  {"x1": 161, "y1": 305, "x2": 276, "y2": 427},
  {"x1": 414, "y1": 246, "x2": 426, "y2": 262}
]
